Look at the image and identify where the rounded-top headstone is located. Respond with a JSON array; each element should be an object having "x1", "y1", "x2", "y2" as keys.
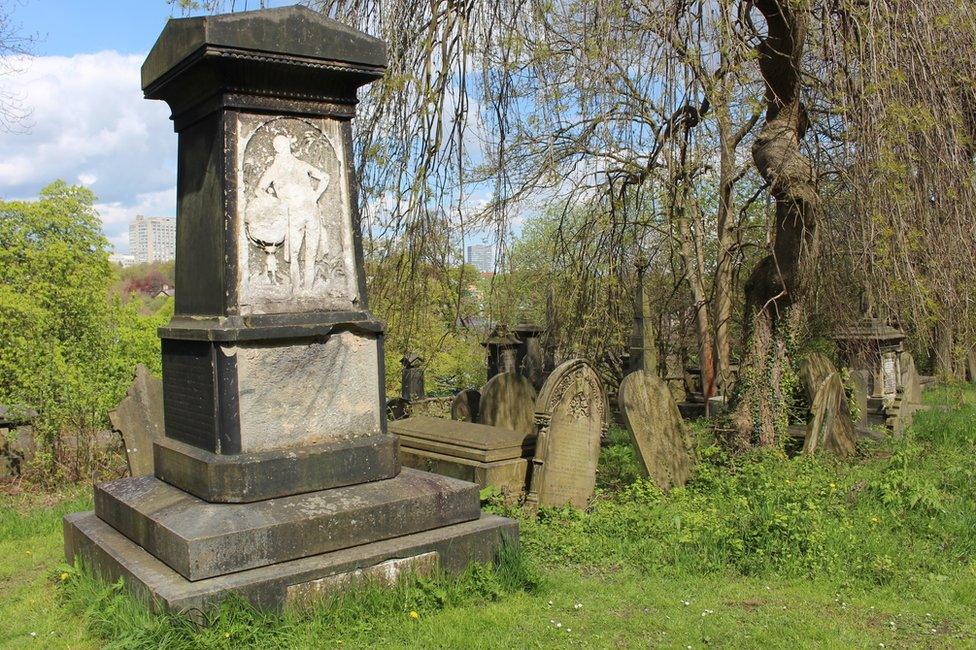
[
  {"x1": 450, "y1": 389, "x2": 481, "y2": 423},
  {"x1": 618, "y1": 370, "x2": 693, "y2": 491},
  {"x1": 528, "y1": 359, "x2": 606, "y2": 509},
  {"x1": 479, "y1": 372, "x2": 536, "y2": 437}
]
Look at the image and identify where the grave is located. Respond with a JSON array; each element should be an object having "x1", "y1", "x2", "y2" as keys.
[
  {"x1": 109, "y1": 364, "x2": 165, "y2": 477},
  {"x1": 451, "y1": 389, "x2": 481, "y2": 422},
  {"x1": 618, "y1": 369, "x2": 693, "y2": 491},
  {"x1": 525, "y1": 359, "x2": 606, "y2": 509},
  {"x1": 400, "y1": 352, "x2": 425, "y2": 401},
  {"x1": 391, "y1": 416, "x2": 535, "y2": 503},
  {"x1": 479, "y1": 371, "x2": 537, "y2": 438},
  {"x1": 63, "y1": 6, "x2": 515, "y2": 615},
  {"x1": 798, "y1": 353, "x2": 857, "y2": 456},
  {"x1": 483, "y1": 327, "x2": 521, "y2": 379},
  {"x1": 513, "y1": 321, "x2": 547, "y2": 389}
]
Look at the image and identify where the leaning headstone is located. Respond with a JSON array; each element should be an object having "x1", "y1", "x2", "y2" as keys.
[
  {"x1": 63, "y1": 7, "x2": 514, "y2": 615},
  {"x1": 525, "y1": 359, "x2": 606, "y2": 509},
  {"x1": 804, "y1": 373, "x2": 857, "y2": 456},
  {"x1": 798, "y1": 353, "x2": 857, "y2": 456},
  {"x1": 109, "y1": 364, "x2": 165, "y2": 476},
  {"x1": 479, "y1": 372, "x2": 537, "y2": 438},
  {"x1": 451, "y1": 389, "x2": 481, "y2": 423},
  {"x1": 618, "y1": 370, "x2": 693, "y2": 491}
]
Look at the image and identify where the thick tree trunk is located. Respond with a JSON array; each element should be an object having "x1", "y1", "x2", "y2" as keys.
[{"x1": 735, "y1": 0, "x2": 817, "y2": 443}]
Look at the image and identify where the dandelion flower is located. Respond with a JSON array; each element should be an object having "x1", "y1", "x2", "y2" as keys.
[
  {"x1": 59, "y1": 572, "x2": 70, "y2": 582},
  {"x1": 409, "y1": 611, "x2": 420, "y2": 620}
]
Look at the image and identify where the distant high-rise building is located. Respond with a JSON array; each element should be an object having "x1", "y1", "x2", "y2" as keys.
[
  {"x1": 129, "y1": 215, "x2": 176, "y2": 263},
  {"x1": 465, "y1": 243, "x2": 494, "y2": 274}
]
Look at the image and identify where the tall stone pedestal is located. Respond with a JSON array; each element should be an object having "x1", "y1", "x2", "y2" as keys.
[{"x1": 63, "y1": 6, "x2": 515, "y2": 615}]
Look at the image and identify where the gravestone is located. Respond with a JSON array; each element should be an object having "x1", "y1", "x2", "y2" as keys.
[
  {"x1": 386, "y1": 397, "x2": 410, "y2": 421},
  {"x1": 109, "y1": 364, "x2": 165, "y2": 477},
  {"x1": 400, "y1": 352, "x2": 425, "y2": 401},
  {"x1": 618, "y1": 370, "x2": 693, "y2": 491},
  {"x1": 513, "y1": 322, "x2": 546, "y2": 389},
  {"x1": 63, "y1": 7, "x2": 515, "y2": 615},
  {"x1": 479, "y1": 372, "x2": 537, "y2": 438},
  {"x1": 525, "y1": 359, "x2": 606, "y2": 509},
  {"x1": 451, "y1": 389, "x2": 481, "y2": 423},
  {"x1": 392, "y1": 416, "x2": 535, "y2": 503},
  {"x1": 798, "y1": 353, "x2": 857, "y2": 456},
  {"x1": 850, "y1": 369, "x2": 870, "y2": 428}
]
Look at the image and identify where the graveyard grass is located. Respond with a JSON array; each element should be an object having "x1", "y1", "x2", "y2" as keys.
[{"x1": 2, "y1": 386, "x2": 976, "y2": 648}]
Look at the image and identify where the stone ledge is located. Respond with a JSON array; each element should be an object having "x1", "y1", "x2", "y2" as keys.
[
  {"x1": 154, "y1": 434, "x2": 400, "y2": 503},
  {"x1": 95, "y1": 469, "x2": 481, "y2": 581},
  {"x1": 64, "y1": 511, "x2": 517, "y2": 616}
]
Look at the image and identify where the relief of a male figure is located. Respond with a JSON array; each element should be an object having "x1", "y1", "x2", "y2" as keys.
[{"x1": 257, "y1": 135, "x2": 330, "y2": 292}]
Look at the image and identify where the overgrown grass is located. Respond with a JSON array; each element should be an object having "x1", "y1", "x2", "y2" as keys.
[
  {"x1": 56, "y1": 544, "x2": 538, "y2": 649},
  {"x1": 3, "y1": 384, "x2": 976, "y2": 647}
]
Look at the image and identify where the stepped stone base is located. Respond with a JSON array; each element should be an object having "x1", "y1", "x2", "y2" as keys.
[
  {"x1": 64, "y1": 511, "x2": 516, "y2": 616},
  {"x1": 94, "y1": 469, "x2": 481, "y2": 580}
]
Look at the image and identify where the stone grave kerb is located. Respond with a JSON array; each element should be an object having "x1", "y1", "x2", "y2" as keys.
[{"x1": 144, "y1": 6, "x2": 394, "y2": 501}]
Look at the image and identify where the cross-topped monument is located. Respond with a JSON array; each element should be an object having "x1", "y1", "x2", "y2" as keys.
[{"x1": 64, "y1": 6, "x2": 515, "y2": 613}]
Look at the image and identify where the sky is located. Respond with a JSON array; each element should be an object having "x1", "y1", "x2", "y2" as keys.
[{"x1": 0, "y1": 0, "x2": 291, "y2": 252}]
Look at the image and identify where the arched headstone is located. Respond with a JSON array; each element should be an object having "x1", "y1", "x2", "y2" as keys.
[
  {"x1": 451, "y1": 389, "x2": 481, "y2": 423},
  {"x1": 526, "y1": 360, "x2": 606, "y2": 509},
  {"x1": 479, "y1": 372, "x2": 537, "y2": 437},
  {"x1": 618, "y1": 370, "x2": 693, "y2": 490}
]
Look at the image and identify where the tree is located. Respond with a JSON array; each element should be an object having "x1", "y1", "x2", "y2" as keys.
[{"x1": 0, "y1": 181, "x2": 168, "y2": 481}]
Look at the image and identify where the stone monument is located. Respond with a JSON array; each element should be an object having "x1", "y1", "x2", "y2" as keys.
[
  {"x1": 618, "y1": 369, "x2": 693, "y2": 491},
  {"x1": 400, "y1": 352, "x2": 425, "y2": 402},
  {"x1": 63, "y1": 6, "x2": 515, "y2": 614},
  {"x1": 525, "y1": 359, "x2": 606, "y2": 509},
  {"x1": 513, "y1": 322, "x2": 546, "y2": 389},
  {"x1": 483, "y1": 326, "x2": 521, "y2": 379},
  {"x1": 479, "y1": 371, "x2": 537, "y2": 438}
]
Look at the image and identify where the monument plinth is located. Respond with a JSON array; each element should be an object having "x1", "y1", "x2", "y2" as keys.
[{"x1": 64, "y1": 6, "x2": 515, "y2": 614}]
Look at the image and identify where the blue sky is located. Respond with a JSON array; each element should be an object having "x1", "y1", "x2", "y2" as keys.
[{"x1": 0, "y1": 0, "x2": 291, "y2": 251}]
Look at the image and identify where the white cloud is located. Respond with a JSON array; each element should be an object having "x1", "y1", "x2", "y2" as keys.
[{"x1": 0, "y1": 51, "x2": 176, "y2": 250}]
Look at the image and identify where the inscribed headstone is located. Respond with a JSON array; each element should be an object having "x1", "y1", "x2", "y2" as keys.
[
  {"x1": 526, "y1": 360, "x2": 605, "y2": 508},
  {"x1": 479, "y1": 372, "x2": 537, "y2": 438},
  {"x1": 618, "y1": 370, "x2": 693, "y2": 490}
]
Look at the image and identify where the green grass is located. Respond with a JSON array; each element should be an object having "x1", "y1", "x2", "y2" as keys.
[{"x1": 3, "y1": 383, "x2": 976, "y2": 648}]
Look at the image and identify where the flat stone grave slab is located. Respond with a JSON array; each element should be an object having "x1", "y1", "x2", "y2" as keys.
[
  {"x1": 94, "y1": 468, "x2": 480, "y2": 580},
  {"x1": 390, "y1": 416, "x2": 534, "y2": 462}
]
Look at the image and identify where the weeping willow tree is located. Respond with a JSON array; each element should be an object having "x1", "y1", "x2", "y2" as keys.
[{"x1": 179, "y1": 0, "x2": 976, "y2": 436}]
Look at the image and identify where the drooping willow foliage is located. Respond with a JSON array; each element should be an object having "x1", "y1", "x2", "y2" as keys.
[{"x1": 179, "y1": 0, "x2": 976, "y2": 415}]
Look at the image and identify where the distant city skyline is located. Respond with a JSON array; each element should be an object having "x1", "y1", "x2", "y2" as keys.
[
  {"x1": 465, "y1": 243, "x2": 495, "y2": 274},
  {"x1": 129, "y1": 215, "x2": 175, "y2": 263}
]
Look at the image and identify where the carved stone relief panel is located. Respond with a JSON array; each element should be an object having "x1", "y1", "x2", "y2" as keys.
[{"x1": 236, "y1": 114, "x2": 360, "y2": 314}]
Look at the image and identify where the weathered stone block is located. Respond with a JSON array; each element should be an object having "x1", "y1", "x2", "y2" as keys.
[
  {"x1": 153, "y1": 433, "x2": 399, "y2": 503},
  {"x1": 94, "y1": 469, "x2": 480, "y2": 580},
  {"x1": 64, "y1": 511, "x2": 516, "y2": 615}
]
